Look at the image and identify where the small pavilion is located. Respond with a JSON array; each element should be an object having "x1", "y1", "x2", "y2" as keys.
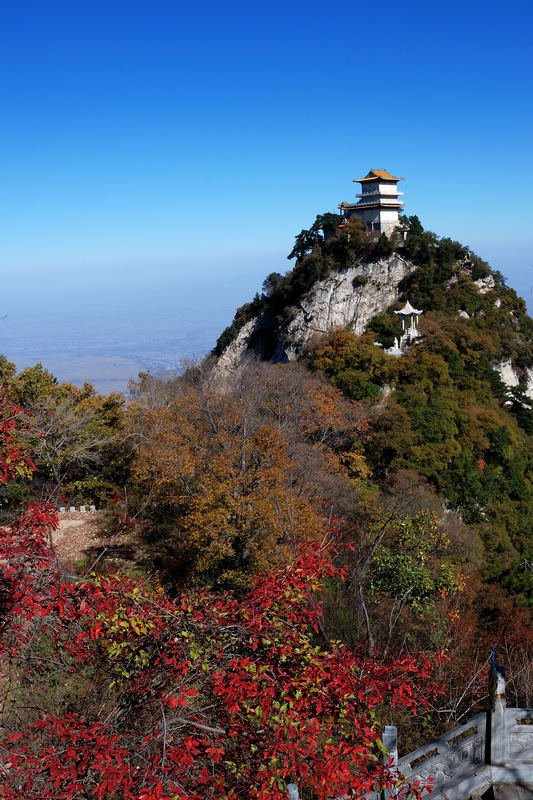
[
  {"x1": 394, "y1": 299, "x2": 423, "y2": 335},
  {"x1": 384, "y1": 299, "x2": 423, "y2": 356}
]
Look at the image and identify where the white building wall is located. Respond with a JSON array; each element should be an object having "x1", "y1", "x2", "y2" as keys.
[
  {"x1": 379, "y1": 208, "x2": 400, "y2": 235},
  {"x1": 351, "y1": 208, "x2": 400, "y2": 234},
  {"x1": 377, "y1": 182, "x2": 401, "y2": 196},
  {"x1": 361, "y1": 182, "x2": 400, "y2": 197},
  {"x1": 379, "y1": 209, "x2": 399, "y2": 223},
  {"x1": 347, "y1": 175, "x2": 404, "y2": 236}
]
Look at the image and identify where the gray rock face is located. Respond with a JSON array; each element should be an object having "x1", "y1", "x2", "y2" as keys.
[
  {"x1": 215, "y1": 318, "x2": 258, "y2": 377},
  {"x1": 496, "y1": 360, "x2": 533, "y2": 401},
  {"x1": 474, "y1": 275, "x2": 496, "y2": 294},
  {"x1": 215, "y1": 254, "x2": 415, "y2": 377},
  {"x1": 282, "y1": 254, "x2": 414, "y2": 359},
  {"x1": 497, "y1": 359, "x2": 520, "y2": 389},
  {"x1": 526, "y1": 367, "x2": 533, "y2": 400}
]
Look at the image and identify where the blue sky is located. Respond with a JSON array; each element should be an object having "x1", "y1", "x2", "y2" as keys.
[{"x1": 1, "y1": 0, "x2": 532, "y2": 387}]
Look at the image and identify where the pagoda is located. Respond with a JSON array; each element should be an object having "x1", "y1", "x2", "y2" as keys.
[{"x1": 339, "y1": 169, "x2": 405, "y2": 237}]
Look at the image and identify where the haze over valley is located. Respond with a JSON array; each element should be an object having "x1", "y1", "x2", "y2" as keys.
[
  {"x1": 4, "y1": 240, "x2": 532, "y2": 394},
  {"x1": 3, "y1": 255, "x2": 279, "y2": 392}
]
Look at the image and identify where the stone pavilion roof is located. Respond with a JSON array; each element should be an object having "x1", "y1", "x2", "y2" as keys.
[{"x1": 395, "y1": 300, "x2": 423, "y2": 316}]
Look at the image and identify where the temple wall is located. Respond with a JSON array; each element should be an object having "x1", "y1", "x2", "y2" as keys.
[
  {"x1": 377, "y1": 182, "x2": 401, "y2": 195},
  {"x1": 379, "y1": 208, "x2": 399, "y2": 223}
]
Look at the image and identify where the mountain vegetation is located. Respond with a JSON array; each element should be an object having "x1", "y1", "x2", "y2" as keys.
[{"x1": 0, "y1": 212, "x2": 532, "y2": 798}]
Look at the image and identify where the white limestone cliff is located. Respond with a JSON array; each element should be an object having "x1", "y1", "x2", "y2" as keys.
[
  {"x1": 497, "y1": 359, "x2": 520, "y2": 389},
  {"x1": 527, "y1": 368, "x2": 533, "y2": 400},
  {"x1": 214, "y1": 318, "x2": 258, "y2": 378},
  {"x1": 496, "y1": 360, "x2": 533, "y2": 401},
  {"x1": 215, "y1": 254, "x2": 414, "y2": 377},
  {"x1": 215, "y1": 253, "x2": 533, "y2": 402},
  {"x1": 280, "y1": 254, "x2": 414, "y2": 360}
]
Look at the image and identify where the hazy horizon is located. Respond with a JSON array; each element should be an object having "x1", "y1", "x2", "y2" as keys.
[{"x1": 3, "y1": 237, "x2": 532, "y2": 395}]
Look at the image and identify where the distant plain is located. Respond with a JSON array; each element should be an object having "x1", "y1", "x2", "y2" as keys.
[
  {"x1": 2, "y1": 256, "x2": 275, "y2": 393},
  {"x1": 4, "y1": 249, "x2": 531, "y2": 395}
]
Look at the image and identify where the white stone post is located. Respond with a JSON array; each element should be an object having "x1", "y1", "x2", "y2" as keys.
[
  {"x1": 487, "y1": 653, "x2": 507, "y2": 765},
  {"x1": 383, "y1": 725, "x2": 398, "y2": 799}
]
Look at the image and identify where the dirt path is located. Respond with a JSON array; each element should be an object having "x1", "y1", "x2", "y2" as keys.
[
  {"x1": 52, "y1": 511, "x2": 140, "y2": 567},
  {"x1": 52, "y1": 511, "x2": 107, "y2": 564}
]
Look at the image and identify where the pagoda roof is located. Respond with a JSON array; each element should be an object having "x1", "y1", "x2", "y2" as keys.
[
  {"x1": 395, "y1": 299, "x2": 423, "y2": 316},
  {"x1": 354, "y1": 169, "x2": 405, "y2": 183}
]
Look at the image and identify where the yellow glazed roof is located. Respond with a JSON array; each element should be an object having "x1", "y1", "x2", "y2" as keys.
[{"x1": 354, "y1": 169, "x2": 405, "y2": 183}]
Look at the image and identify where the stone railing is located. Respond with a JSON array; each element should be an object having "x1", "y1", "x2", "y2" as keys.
[
  {"x1": 390, "y1": 713, "x2": 488, "y2": 799},
  {"x1": 390, "y1": 703, "x2": 533, "y2": 799},
  {"x1": 59, "y1": 505, "x2": 97, "y2": 513},
  {"x1": 285, "y1": 657, "x2": 533, "y2": 799}
]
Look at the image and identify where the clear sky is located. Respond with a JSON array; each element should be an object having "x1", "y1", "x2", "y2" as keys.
[{"x1": 1, "y1": 0, "x2": 532, "y2": 388}]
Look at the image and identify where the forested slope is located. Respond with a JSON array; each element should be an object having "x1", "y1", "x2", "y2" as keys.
[
  {"x1": 215, "y1": 215, "x2": 533, "y2": 594},
  {"x1": 0, "y1": 214, "x2": 531, "y2": 799}
]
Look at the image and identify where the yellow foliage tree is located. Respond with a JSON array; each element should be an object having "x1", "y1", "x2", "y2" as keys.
[{"x1": 129, "y1": 362, "x2": 366, "y2": 585}]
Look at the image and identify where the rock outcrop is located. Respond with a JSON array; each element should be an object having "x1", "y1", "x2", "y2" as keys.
[
  {"x1": 215, "y1": 254, "x2": 414, "y2": 377},
  {"x1": 214, "y1": 252, "x2": 533, "y2": 402},
  {"x1": 497, "y1": 359, "x2": 520, "y2": 389},
  {"x1": 496, "y1": 360, "x2": 533, "y2": 401},
  {"x1": 474, "y1": 275, "x2": 496, "y2": 294}
]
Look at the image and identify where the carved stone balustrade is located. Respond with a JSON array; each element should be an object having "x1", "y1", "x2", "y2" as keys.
[{"x1": 287, "y1": 658, "x2": 533, "y2": 800}]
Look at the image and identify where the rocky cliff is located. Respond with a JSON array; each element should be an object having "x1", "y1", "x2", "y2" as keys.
[
  {"x1": 496, "y1": 359, "x2": 533, "y2": 400},
  {"x1": 215, "y1": 253, "x2": 414, "y2": 376},
  {"x1": 214, "y1": 250, "x2": 533, "y2": 403}
]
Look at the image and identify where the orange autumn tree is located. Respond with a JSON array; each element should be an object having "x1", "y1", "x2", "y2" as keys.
[{"x1": 129, "y1": 360, "x2": 368, "y2": 586}]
